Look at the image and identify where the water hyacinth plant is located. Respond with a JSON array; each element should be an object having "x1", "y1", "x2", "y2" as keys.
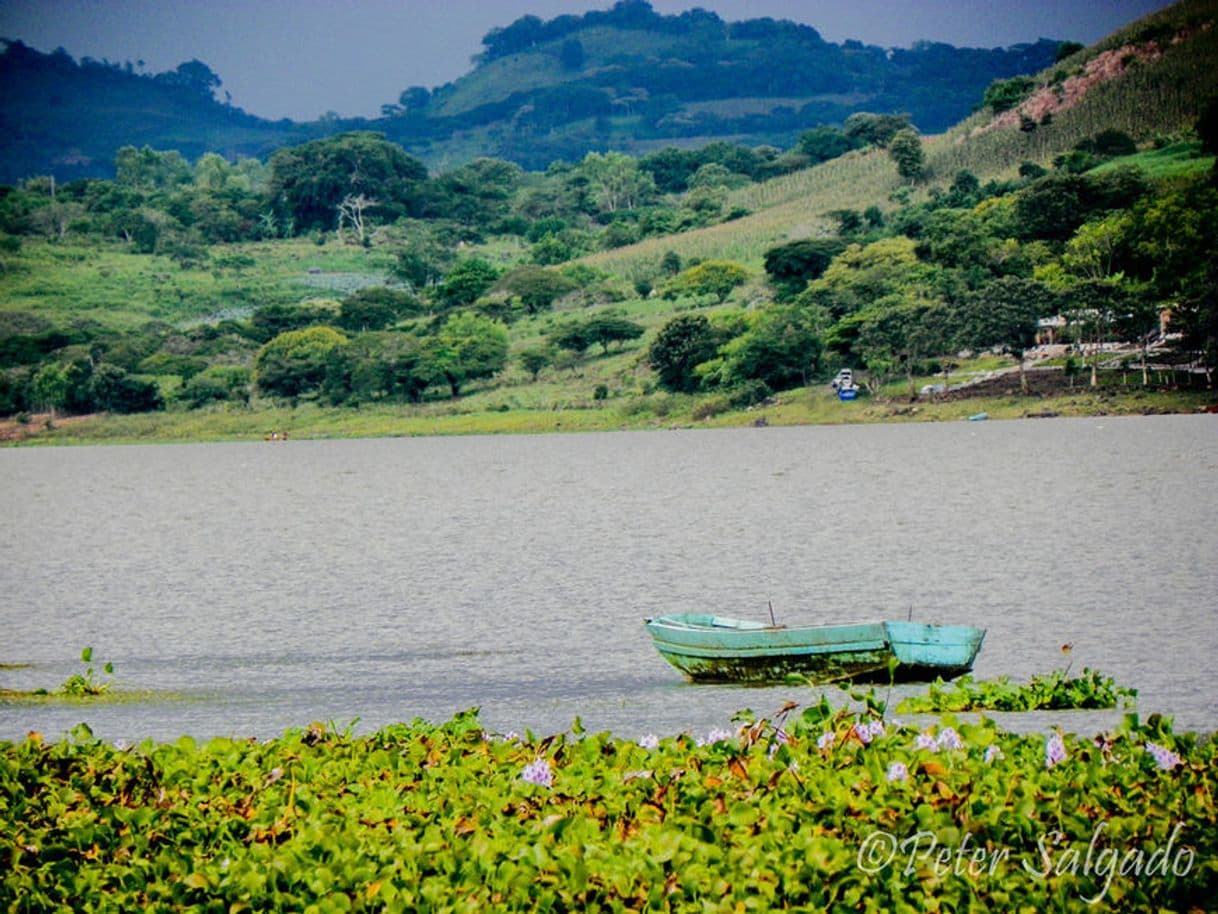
[
  {"x1": 896, "y1": 668, "x2": 1137, "y2": 713},
  {"x1": 1, "y1": 704, "x2": 1213, "y2": 911},
  {"x1": 519, "y1": 757, "x2": 553, "y2": 787}
]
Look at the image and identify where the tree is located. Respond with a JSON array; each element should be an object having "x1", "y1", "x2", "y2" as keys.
[
  {"x1": 583, "y1": 315, "x2": 645, "y2": 354},
  {"x1": 648, "y1": 314, "x2": 722, "y2": 392},
  {"x1": 398, "y1": 86, "x2": 431, "y2": 113},
  {"x1": 432, "y1": 313, "x2": 509, "y2": 397},
  {"x1": 559, "y1": 38, "x2": 585, "y2": 71},
  {"x1": 854, "y1": 297, "x2": 944, "y2": 396},
  {"x1": 249, "y1": 302, "x2": 334, "y2": 342},
  {"x1": 982, "y1": 76, "x2": 1035, "y2": 114},
  {"x1": 324, "y1": 332, "x2": 441, "y2": 404},
  {"x1": 548, "y1": 323, "x2": 592, "y2": 355},
  {"x1": 337, "y1": 288, "x2": 421, "y2": 332},
  {"x1": 705, "y1": 306, "x2": 823, "y2": 391},
  {"x1": 86, "y1": 364, "x2": 163, "y2": 413},
  {"x1": 797, "y1": 126, "x2": 863, "y2": 164},
  {"x1": 579, "y1": 152, "x2": 657, "y2": 214},
  {"x1": 178, "y1": 365, "x2": 250, "y2": 408},
  {"x1": 800, "y1": 236, "x2": 928, "y2": 320},
  {"x1": 662, "y1": 260, "x2": 748, "y2": 303},
  {"x1": 114, "y1": 146, "x2": 192, "y2": 191},
  {"x1": 763, "y1": 238, "x2": 845, "y2": 298},
  {"x1": 494, "y1": 266, "x2": 577, "y2": 314},
  {"x1": 843, "y1": 112, "x2": 912, "y2": 148},
  {"x1": 31, "y1": 361, "x2": 73, "y2": 415},
  {"x1": 1061, "y1": 213, "x2": 1132, "y2": 282},
  {"x1": 888, "y1": 129, "x2": 925, "y2": 183},
  {"x1": 335, "y1": 194, "x2": 377, "y2": 244},
  {"x1": 950, "y1": 277, "x2": 1055, "y2": 391},
  {"x1": 827, "y1": 209, "x2": 864, "y2": 236},
  {"x1": 437, "y1": 258, "x2": 500, "y2": 309},
  {"x1": 254, "y1": 326, "x2": 349, "y2": 399},
  {"x1": 268, "y1": 132, "x2": 428, "y2": 232},
  {"x1": 518, "y1": 347, "x2": 553, "y2": 381}
]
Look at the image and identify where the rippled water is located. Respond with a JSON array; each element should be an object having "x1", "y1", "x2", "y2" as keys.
[{"x1": 1, "y1": 415, "x2": 1215, "y2": 743}]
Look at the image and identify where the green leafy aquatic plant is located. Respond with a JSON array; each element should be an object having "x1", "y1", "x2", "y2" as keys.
[
  {"x1": 895, "y1": 667, "x2": 1138, "y2": 714},
  {"x1": 53, "y1": 646, "x2": 114, "y2": 696},
  {"x1": 2, "y1": 702, "x2": 1212, "y2": 911}
]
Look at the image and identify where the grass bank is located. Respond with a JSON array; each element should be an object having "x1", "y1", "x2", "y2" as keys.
[{"x1": 3, "y1": 386, "x2": 1212, "y2": 447}]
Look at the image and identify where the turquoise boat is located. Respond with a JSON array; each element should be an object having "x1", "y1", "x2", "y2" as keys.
[{"x1": 644, "y1": 613, "x2": 985, "y2": 684}]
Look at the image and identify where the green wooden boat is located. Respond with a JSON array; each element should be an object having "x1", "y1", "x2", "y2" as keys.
[{"x1": 644, "y1": 613, "x2": 985, "y2": 684}]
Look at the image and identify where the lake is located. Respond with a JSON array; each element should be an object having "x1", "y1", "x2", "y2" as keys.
[{"x1": 1, "y1": 415, "x2": 1215, "y2": 744}]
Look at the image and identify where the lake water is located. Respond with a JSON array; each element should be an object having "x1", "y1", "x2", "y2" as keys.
[{"x1": 1, "y1": 415, "x2": 1215, "y2": 744}]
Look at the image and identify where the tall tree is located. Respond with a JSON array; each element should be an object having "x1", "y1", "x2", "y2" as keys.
[
  {"x1": 432, "y1": 313, "x2": 509, "y2": 397},
  {"x1": 268, "y1": 132, "x2": 427, "y2": 232},
  {"x1": 888, "y1": 129, "x2": 925, "y2": 183}
]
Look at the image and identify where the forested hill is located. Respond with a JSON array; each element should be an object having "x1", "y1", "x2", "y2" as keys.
[
  {"x1": 0, "y1": 1, "x2": 1065, "y2": 182},
  {"x1": 387, "y1": 2, "x2": 1064, "y2": 168},
  {"x1": 0, "y1": 40, "x2": 313, "y2": 184}
]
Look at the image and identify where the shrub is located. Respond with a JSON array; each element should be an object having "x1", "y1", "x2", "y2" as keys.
[{"x1": 662, "y1": 260, "x2": 748, "y2": 303}]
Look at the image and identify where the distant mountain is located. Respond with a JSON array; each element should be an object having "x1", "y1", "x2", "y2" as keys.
[
  {"x1": 0, "y1": 39, "x2": 314, "y2": 183},
  {"x1": 0, "y1": 1, "x2": 1068, "y2": 182},
  {"x1": 379, "y1": 2, "x2": 1065, "y2": 169}
]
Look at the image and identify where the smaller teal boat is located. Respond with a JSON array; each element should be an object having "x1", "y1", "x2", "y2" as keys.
[{"x1": 644, "y1": 614, "x2": 985, "y2": 684}]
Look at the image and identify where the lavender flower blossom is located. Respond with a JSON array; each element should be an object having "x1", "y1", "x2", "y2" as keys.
[
  {"x1": 697, "y1": 727, "x2": 735, "y2": 747},
  {"x1": 886, "y1": 761, "x2": 909, "y2": 782},
  {"x1": 1045, "y1": 732, "x2": 1068, "y2": 768},
  {"x1": 854, "y1": 719, "x2": 885, "y2": 745},
  {"x1": 983, "y1": 745, "x2": 1004, "y2": 764},
  {"x1": 915, "y1": 731, "x2": 939, "y2": 752},
  {"x1": 1144, "y1": 742, "x2": 1183, "y2": 771},
  {"x1": 520, "y1": 758, "x2": 553, "y2": 787},
  {"x1": 639, "y1": 734, "x2": 659, "y2": 750},
  {"x1": 936, "y1": 727, "x2": 964, "y2": 751},
  {"x1": 817, "y1": 730, "x2": 835, "y2": 751}
]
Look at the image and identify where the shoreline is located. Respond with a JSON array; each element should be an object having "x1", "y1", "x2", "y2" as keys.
[{"x1": 2, "y1": 387, "x2": 1213, "y2": 448}]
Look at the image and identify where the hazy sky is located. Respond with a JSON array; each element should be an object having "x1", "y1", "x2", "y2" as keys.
[{"x1": 0, "y1": 0, "x2": 1176, "y2": 121}]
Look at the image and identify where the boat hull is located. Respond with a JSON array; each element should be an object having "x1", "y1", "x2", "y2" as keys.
[{"x1": 645, "y1": 614, "x2": 985, "y2": 684}]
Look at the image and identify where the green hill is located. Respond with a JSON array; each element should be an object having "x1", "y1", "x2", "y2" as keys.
[
  {"x1": 1, "y1": 0, "x2": 1215, "y2": 442},
  {"x1": 0, "y1": 40, "x2": 312, "y2": 184},
  {"x1": 588, "y1": 0, "x2": 1218, "y2": 276},
  {"x1": 0, "y1": 1, "x2": 1065, "y2": 182}
]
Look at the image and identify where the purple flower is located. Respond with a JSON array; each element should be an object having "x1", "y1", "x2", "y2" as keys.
[
  {"x1": 520, "y1": 758, "x2": 553, "y2": 787},
  {"x1": 1144, "y1": 742, "x2": 1183, "y2": 771},
  {"x1": 886, "y1": 761, "x2": 909, "y2": 782},
  {"x1": 1045, "y1": 733, "x2": 1068, "y2": 768},
  {"x1": 817, "y1": 730, "x2": 835, "y2": 751},
  {"x1": 936, "y1": 727, "x2": 964, "y2": 751},
  {"x1": 915, "y1": 731, "x2": 939, "y2": 752},
  {"x1": 639, "y1": 734, "x2": 659, "y2": 750},
  {"x1": 854, "y1": 719, "x2": 885, "y2": 746},
  {"x1": 983, "y1": 745, "x2": 1004, "y2": 764},
  {"x1": 697, "y1": 727, "x2": 734, "y2": 747}
]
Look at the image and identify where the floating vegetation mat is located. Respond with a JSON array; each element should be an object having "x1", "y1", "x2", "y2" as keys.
[{"x1": 2, "y1": 701, "x2": 1214, "y2": 911}]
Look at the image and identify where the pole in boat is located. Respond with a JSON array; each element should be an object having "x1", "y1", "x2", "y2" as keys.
[{"x1": 768, "y1": 600, "x2": 777, "y2": 627}]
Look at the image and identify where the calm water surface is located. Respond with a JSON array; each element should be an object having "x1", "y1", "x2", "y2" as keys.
[{"x1": 1, "y1": 415, "x2": 1215, "y2": 743}]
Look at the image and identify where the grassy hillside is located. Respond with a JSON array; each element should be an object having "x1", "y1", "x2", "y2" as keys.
[
  {"x1": 1, "y1": 2, "x2": 1063, "y2": 182},
  {"x1": 585, "y1": 1, "x2": 1218, "y2": 277},
  {"x1": 2, "y1": 0, "x2": 1215, "y2": 444}
]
